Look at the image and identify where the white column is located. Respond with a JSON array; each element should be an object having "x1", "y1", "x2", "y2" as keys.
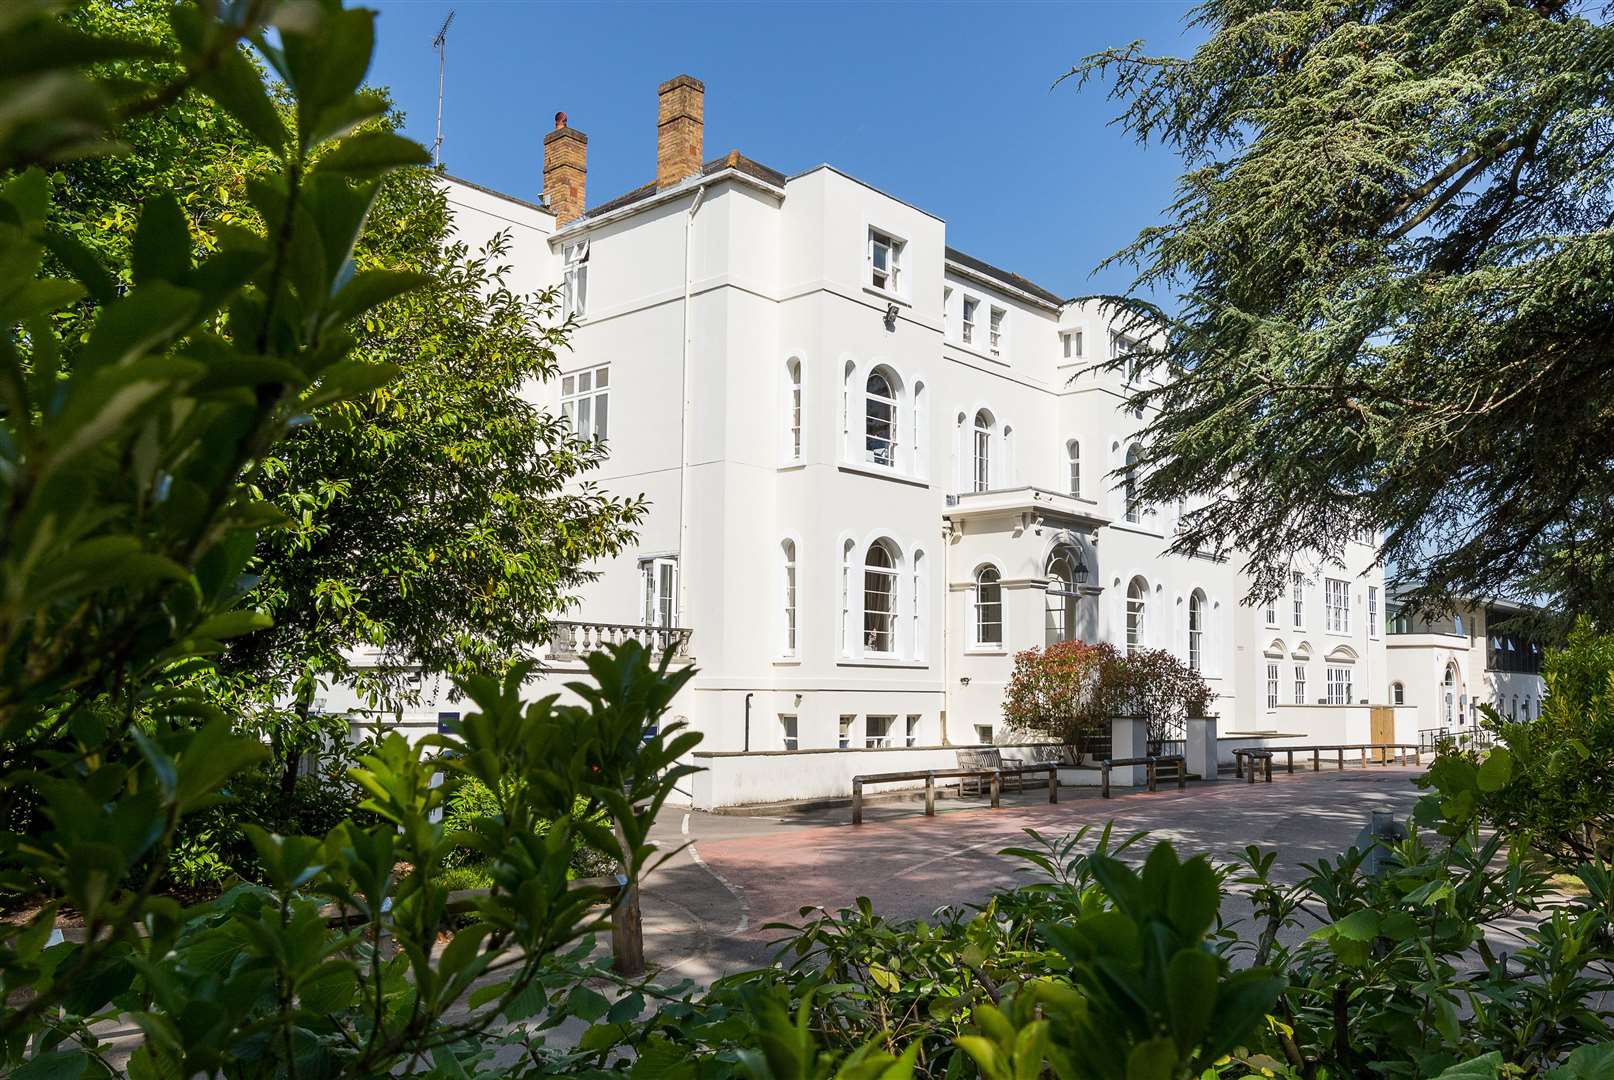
[
  {"x1": 1185, "y1": 715, "x2": 1218, "y2": 782},
  {"x1": 1110, "y1": 715, "x2": 1149, "y2": 786}
]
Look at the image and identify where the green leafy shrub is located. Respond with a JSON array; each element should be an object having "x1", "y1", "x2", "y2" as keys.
[
  {"x1": 505, "y1": 815, "x2": 1613, "y2": 1080},
  {"x1": 1422, "y1": 617, "x2": 1613, "y2": 862},
  {"x1": 442, "y1": 778, "x2": 616, "y2": 878}
]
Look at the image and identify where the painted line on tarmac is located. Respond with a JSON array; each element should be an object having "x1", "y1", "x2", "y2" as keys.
[{"x1": 684, "y1": 840, "x2": 751, "y2": 934}]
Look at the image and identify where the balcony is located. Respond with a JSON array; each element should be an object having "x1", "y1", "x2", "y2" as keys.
[
  {"x1": 544, "y1": 620, "x2": 694, "y2": 663},
  {"x1": 944, "y1": 486, "x2": 1109, "y2": 529}
]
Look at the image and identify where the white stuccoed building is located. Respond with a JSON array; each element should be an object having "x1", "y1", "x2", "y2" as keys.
[{"x1": 333, "y1": 74, "x2": 1418, "y2": 806}]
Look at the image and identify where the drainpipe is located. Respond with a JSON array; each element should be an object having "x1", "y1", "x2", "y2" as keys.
[
  {"x1": 676, "y1": 182, "x2": 707, "y2": 627},
  {"x1": 743, "y1": 691, "x2": 754, "y2": 752}
]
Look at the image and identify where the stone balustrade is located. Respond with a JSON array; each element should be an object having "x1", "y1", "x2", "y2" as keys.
[{"x1": 545, "y1": 620, "x2": 693, "y2": 661}]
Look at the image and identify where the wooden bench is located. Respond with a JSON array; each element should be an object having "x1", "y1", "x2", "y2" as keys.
[
  {"x1": 851, "y1": 762, "x2": 1058, "y2": 825},
  {"x1": 956, "y1": 747, "x2": 1031, "y2": 795},
  {"x1": 1100, "y1": 754, "x2": 1186, "y2": 799}
]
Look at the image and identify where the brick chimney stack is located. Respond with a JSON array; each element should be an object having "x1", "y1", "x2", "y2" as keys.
[
  {"x1": 543, "y1": 111, "x2": 587, "y2": 225},
  {"x1": 657, "y1": 75, "x2": 704, "y2": 190}
]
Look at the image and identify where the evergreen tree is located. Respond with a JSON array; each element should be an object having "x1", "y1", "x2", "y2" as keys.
[{"x1": 1078, "y1": 0, "x2": 1614, "y2": 624}]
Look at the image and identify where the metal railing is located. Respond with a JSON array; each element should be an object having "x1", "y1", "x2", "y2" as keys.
[
  {"x1": 851, "y1": 765, "x2": 1059, "y2": 824},
  {"x1": 1100, "y1": 754, "x2": 1186, "y2": 799},
  {"x1": 546, "y1": 620, "x2": 693, "y2": 661},
  {"x1": 1419, "y1": 727, "x2": 1494, "y2": 752}
]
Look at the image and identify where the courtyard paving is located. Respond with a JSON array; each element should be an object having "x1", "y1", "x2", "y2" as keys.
[{"x1": 638, "y1": 764, "x2": 1434, "y2": 982}]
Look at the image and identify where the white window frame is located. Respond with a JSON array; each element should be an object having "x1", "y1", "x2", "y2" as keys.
[
  {"x1": 780, "y1": 539, "x2": 798, "y2": 658},
  {"x1": 1187, "y1": 591, "x2": 1205, "y2": 672},
  {"x1": 864, "y1": 369, "x2": 899, "y2": 469},
  {"x1": 865, "y1": 714, "x2": 895, "y2": 749},
  {"x1": 1368, "y1": 586, "x2": 1379, "y2": 639},
  {"x1": 1294, "y1": 664, "x2": 1307, "y2": 705},
  {"x1": 1324, "y1": 578, "x2": 1351, "y2": 634},
  {"x1": 1326, "y1": 665, "x2": 1352, "y2": 705},
  {"x1": 1126, "y1": 578, "x2": 1147, "y2": 656},
  {"x1": 961, "y1": 296, "x2": 979, "y2": 345},
  {"x1": 988, "y1": 306, "x2": 1006, "y2": 357},
  {"x1": 972, "y1": 411, "x2": 992, "y2": 492},
  {"x1": 640, "y1": 556, "x2": 678, "y2": 629},
  {"x1": 863, "y1": 542, "x2": 898, "y2": 656},
  {"x1": 561, "y1": 363, "x2": 609, "y2": 441},
  {"x1": 1391, "y1": 681, "x2": 1404, "y2": 705},
  {"x1": 1291, "y1": 570, "x2": 1306, "y2": 628},
  {"x1": 780, "y1": 714, "x2": 798, "y2": 751},
  {"x1": 1266, "y1": 663, "x2": 1279, "y2": 711},
  {"x1": 868, "y1": 228, "x2": 903, "y2": 295},
  {"x1": 1123, "y1": 445, "x2": 1143, "y2": 524},
  {"x1": 783, "y1": 358, "x2": 802, "y2": 463},
  {"x1": 905, "y1": 714, "x2": 921, "y2": 748},
  {"x1": 838, "y1": 715, "x2": 854, "y2": 750},
  {"x1": 562, "y1": 238, "x2": 589, "y2": 319},
  {"x1": 973, "y1": 566, "x2": 1003, "y2": 649},
  {"x1": 943, "y1": 287, "x2": 952, "y2": 338},
  {"x1": 1066, "y1": 439, "x2": 1081, "y2": 498}
]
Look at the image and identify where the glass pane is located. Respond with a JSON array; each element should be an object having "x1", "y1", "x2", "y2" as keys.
[
  {"x1": 576, "y1": 397, "x2": 591, "y2": 436},
  {"x1": 594, "y1": 367, "x2": 608, "y2": 387},
  {"x1": 593, "y1": 393, "x2": 608, "y2": 439},
  {"x1": 578, "y1": 370, "x2": 591, "y2": 393},
  {"x1": 562, "y1": 375, "x2": 574, "y2": 396}
]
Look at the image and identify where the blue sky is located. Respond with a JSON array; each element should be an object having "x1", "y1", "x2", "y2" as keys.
[{"x1": 366, "y1": 0, "x2": 1204, "y2": 302}]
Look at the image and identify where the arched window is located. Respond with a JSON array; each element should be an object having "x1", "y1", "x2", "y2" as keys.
[
  {"x1": 865, "y1": 370, "x2": 898, "y2": 467},
  {"x1": 1124, "y1": 444, "x2": 1142, "y2": 524},
  {"x1": 863, "y1": 541, "x2": 898, "y2": 654},
  {"x1": 1391, "y1": 681, "x2": 1405, "y2": 705},
  {"x1": 974, "y1": 566, "x2": 1003, "y2": 647},
  {"x1": 784, "y1": 358, "x2": 802, "y2": 462},
  {"x1": 1188, "y1": 589, "x2": 1206, "y2": 672},
  {"x1": 972, "y1": 409, "x2": 993, "y2": 492},
  {"x1": 1066, "y1": 439, "x2": 1081, "y2": 498},
  {"x1": 1443, "y1": 665, "x2": 1457, "y2": 725},
  {"x1": 781, "y1": 539, "x2": 798, "y2": 656},
  {"x1": 1126, "y1": 577, "x2": 1147, "y2": 655},
  {"x1": 1045, "y1": 547, "x2": 1086, "y2": 645}
]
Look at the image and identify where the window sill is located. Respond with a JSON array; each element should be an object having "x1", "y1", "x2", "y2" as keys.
[
  {"x1": 965, "y1": 648, "x2": 1007, "y2": 657},
  {"x1": 1108, "y1": 521, "x2": 1166, "y2": 540},
  {"x1": 837, "y1": 462, "x2": 930, "y2": 488},
  {"x1": 777, "y1": 461, "x2": 806, "y2": 472},
  {"x1": 945, "y1": 339, "x2": 1010, "y2": 366},
  {"x1": 863, "y1": 285, "x2": 911, "y2": 308},
  {"x1": 772, "y1": 658, "x2": 800, "y2": 666},
  {"x1": 837, "y1": 658, "x2": 930, "y2": 669}
]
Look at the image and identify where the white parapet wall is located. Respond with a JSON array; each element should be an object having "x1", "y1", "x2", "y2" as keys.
[
  {"x1": 1217, "y1": 705, "x2": 1422, "y2": 768},
  {"x1": 689, "y1": 743, "x2": 1067, "y2": 810}
]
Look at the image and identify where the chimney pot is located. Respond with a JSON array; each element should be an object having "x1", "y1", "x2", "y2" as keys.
[
  {"x1": 543, "y1": 116, "x2": 587, "y2": 226},
  {"x1": 657, "y1": 74, "x2": 704, "y2": 190}
]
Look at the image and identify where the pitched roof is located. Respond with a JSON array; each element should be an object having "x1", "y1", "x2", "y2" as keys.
[
  {"x1": 578, "y1": 151, "x2": 786, "y2": 221},
  {"x1": 945, "y1": 246, "x2": 1066, "y2": 307}
]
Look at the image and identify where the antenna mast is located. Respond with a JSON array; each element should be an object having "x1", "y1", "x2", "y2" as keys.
[{"x1": 431, "y1": 10, "x2": 455, "y2": 167}]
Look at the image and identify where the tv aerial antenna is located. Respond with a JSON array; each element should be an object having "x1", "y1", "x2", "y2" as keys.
[{"x1": 431, "y1": 10, "x2": 456, "y2": 167}]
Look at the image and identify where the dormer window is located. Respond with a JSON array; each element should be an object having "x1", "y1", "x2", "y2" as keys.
[{"x1": 869, "y1": 228, "x2": 902, "y2": 293}]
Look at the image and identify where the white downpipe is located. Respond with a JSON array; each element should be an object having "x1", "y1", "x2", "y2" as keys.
[{"x1": 676, "y1": 183, "x2": 708, "y2": 624}]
